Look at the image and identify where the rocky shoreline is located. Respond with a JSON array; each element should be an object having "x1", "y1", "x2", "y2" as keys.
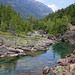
[
  {"x1": 0, "y1": 25, "x2": 75, "y2": 75},
  {"x1": 43, "y1": 25, "x2": 75, "y2": 75},
  {"x1": 0, "y1": 25, "x2": 75, "y2": 58},
  {"x1": 48, "y1": 24, "x2": 75, "y2": 44},
  {"x1": 43, "y1": 50, "x2": 75, "y2": 75},
  {"x1": 0, "y1": 33, "x2": 57, "y2": 58},
  {"x1": 51, "y1": 50, "x2": 75, "y2": 75}
]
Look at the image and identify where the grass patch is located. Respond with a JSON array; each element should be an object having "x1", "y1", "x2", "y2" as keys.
[
  {"x1": 34, "y1": 35, "x2": 40, "y2": 39},
  {"x1": 19, "y1": 41, "x2": 24, "y2": 44},
  {"x1": 0, "y1": 31, "x2": 15, "y2": 38}
]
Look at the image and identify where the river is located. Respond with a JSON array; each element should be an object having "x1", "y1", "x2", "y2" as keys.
[{"x1": 0, "y1": 42, "x2": 75, "y2": 75}]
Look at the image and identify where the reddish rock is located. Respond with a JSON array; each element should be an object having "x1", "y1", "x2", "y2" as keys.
[
  {"x1": 69, "y1": 64, "x2": 75, "y2": 73},
  {"x1": 73, "y1": 50, "x2": 75, "y2": 55},
  {"x1": 57, "y1": 59, "x2": 66, "y2": 63},
  {"x1": 62, "y1": 72, "x2": 66, "y2": 75},
  {"x1": 2, "y1": 45, "x2": 6, "y2": 48},
  {"x1": 62, "y1": 71, "x2": 72, "y2": 75},
  {"x1": 70, "y1": 54, "x2": 75, "y2": 58},
  {"x1": 60, "y1": 62, "x2": 68, "y2": 66},
  {"x1": 43, "y1": 66, "x2": 50, "y2": 74},
  {"x1": 53, "y1": 51, "x2": 75, "y2": 75},
  {"x1": 70, "y1": 58, "x2": 75, "y2": 63},
  {"x1": 50, "y1": 68, "x2": 53, "y2": 71}
]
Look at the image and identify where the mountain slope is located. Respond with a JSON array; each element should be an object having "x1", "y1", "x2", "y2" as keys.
[
  {"x1": 45, "y1": 4, "x2": 75, "y2": 25},
  {"x1": 0, "y1": 0, "x2": 53, "y2": 19}
]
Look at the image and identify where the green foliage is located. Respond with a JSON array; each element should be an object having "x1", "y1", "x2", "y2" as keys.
[
  {"x1": 39, "y1": 4, "x2": 75, "y2": 35},
  {"x1": 0, "y1": 4, "x2": 75, "y2": 35},
  {"x1": 0, "y1": 0, "x2": 53, "y2": 19},
  {"x1": 0, "y1": 4, "x2": 28, "y2": 34},
  {"x1": 34, "y1": 35, "x2": 40, "y2": 39},
  {"x1": 19, "y1": 41, "x2": 24, "y2": 44}
]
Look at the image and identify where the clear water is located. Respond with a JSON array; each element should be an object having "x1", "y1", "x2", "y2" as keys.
[{"x1": 0, "y1": 42, "x2": 75, "y2": 75}]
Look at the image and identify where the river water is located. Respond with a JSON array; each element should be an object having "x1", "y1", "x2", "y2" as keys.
[{"x1": 0, "y1": 42, "x2": 75, "y2": 75}]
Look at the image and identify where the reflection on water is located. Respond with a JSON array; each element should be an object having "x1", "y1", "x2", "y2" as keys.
[
  {"x1": 53, "y1": 42, "x2": 75, "y2": 58},
  {"x1": 0, "y1": 42, "x2": 75, "y2": 75}
]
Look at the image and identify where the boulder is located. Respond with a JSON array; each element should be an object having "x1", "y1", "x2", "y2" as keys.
[
  {"x1": 21, "y1": 47, "x2": 32, "y2": 51},
  {"x1": 62, "y1": 71, "x2": 72, "y2": 75},
  {"x1": 48, "y1": 35, "x2": 56, "y2": 40},
  {"x1": 7, "y1": 47, "x2": 15, "y2": 51},
  {"x1": 57, "y1": 59, "x2": 66, "y2": 63},
  {"x1": 31, "y1": 47, "x2": 37, "y2": 51},
  {"x1": 60, "y1": 62, "x2": 68, "y2": 66},
  {"x1": 8, "y1": 48, "x2": 24, "y2": 53},
  {"x1": 52, "y1": 66, "x2": 69, "y2": 75},
  {"x1": 69, "y1": 64, "x2": 75, "y2": 73},
  {"x1": 18, "y1": 52, "x2": 26, "y2": 56},
  {"x1": 73, "y1": 50, "x2": 75, "y2": 55},
  {"x1": 52, "y1": 51, "x2": 75, "y2": 75},
  {"x1": 9, "y1": 54, "x2": 18, "y2": 57},
  {"x1": 35, "y1": 46, "x2": 46, "y2": 51},
  {"x1": 57, "y1": 58, "x2": 69, "y2": 66},
  {"x1": 67, "y1": 24, "x2": 75, "y2": 31},
  {"x1": 43, "y1": 66, "x2": 50, "y2": 74},
  {"x1": 61, "y1": 31, "x2": 75, "y2": 44},
  {"x1": 15, "y1": 49, "x2": 24, "y2": 53},
  {"x1": 2, "y1": 45, "x2": 6, "y2": 48},
  {"x1": 0, "y1": 53, "x2": 7, "y2": 58}
]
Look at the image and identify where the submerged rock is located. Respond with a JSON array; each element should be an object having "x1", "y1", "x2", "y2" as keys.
[{"x1": 43, "y1": 66, "x2": 50, "y2": 74}]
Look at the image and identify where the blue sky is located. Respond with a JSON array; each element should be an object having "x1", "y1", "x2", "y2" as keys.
[{"x1": 36, "y1": 0, "x2": 75, "y2": 12}]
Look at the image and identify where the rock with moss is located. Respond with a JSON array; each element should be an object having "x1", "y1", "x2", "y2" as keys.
[
  {"x1": 52, "y1": 51, "x2": 75, "y2": 75},
  {"x1": 52, "y1": 66, "x2": 69, "y2": 75}
]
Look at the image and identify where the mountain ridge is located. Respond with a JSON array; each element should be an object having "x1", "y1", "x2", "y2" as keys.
[{"x1": 0, "y1": 0, "x2": 53, "y2": 19}]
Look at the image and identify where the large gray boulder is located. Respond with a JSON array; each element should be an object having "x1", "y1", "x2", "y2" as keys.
[{"x1": 61, "y1": 31, "x2": 75, "y2": 44}]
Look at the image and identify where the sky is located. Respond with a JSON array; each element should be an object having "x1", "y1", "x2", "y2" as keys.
[{"x1": 35, "y1": 0, "x2": 75, "y2": 12}]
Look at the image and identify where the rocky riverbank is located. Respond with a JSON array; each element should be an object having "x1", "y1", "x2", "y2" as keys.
[
  {"x1": 43, "y1": 25, "x2": 75, "y2": 75},
  {"x1": 0, "y1": 31, "x2": 57, "y2": 58},
  {"x1": 43, "y1": 50, "x2": 75, "y2": 75},
  {"x1": 51, "y1": 50, "x2": 75, "y2": 75},
  {"x1": 48, "y1": 24, "x2": 75, "y2": 45}
]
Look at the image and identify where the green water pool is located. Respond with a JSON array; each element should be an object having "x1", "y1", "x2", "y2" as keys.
[{"x1": 0, "y1": 42, "x2": 75, "y2": 75}]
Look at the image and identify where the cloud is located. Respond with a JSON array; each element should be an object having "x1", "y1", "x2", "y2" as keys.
[{"x1": 48, "y1": 4, "x2": 57, "y2": 12}]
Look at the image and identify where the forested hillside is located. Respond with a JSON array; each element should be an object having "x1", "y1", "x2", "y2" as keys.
[
  {"x1": 0, "y1": 0, "x2": 53, "y2": 19},
  {"x1": 45, "y1": 4, "x2": 75, "y2": 25},
  {"x1": 40, "y1": 4, "x2": 75, "y2": 34},
  {"x1": 0, "y1": 4, "x2": 28, "y2": 34},
  {"x1": 0, "y1": 4, "x2": 75, "y2": 35}
]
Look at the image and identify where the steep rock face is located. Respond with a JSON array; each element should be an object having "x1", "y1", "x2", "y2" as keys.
[
  {"x1": 0, "y1": 0, "x2": 53, "y2": 19},
  {"x1": 61, "y1": 25, "x2": 75, "y2": 44}
]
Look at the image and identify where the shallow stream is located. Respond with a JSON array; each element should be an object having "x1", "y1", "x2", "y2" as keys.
[{"x1": 0, "y1": 42, "x2": 75, "y2": 75}]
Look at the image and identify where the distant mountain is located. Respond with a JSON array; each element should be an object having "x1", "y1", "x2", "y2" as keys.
[{"x1": 0, "y1": 0, "x2": 53, "y2": 19}]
